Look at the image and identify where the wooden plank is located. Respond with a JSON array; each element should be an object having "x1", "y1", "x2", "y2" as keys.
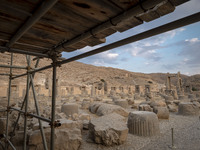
[
  {"x1": 0, "y1": 0, "x2": 42, "y2": 14},
  {"x1": 137, "y1": 10, "x2": 160, "y2": 22},
  {"x1": 109, "y1": 0, "x2": 139, "y2": 10},
  {"x1": 51, "y1": 2, "x2": 99, "y2": 29},
  {"x1": 12, "y1": 44, "x2": 47, "y2": 54},
  {"x1": 62, "y1": 46, "x2": 76, "y2": 52},
  {"x1": 83, "y1": 36, "x2": 106, "y2": 47},
  {"x1": 170, "y1": 0, "x2": 189, "y2": 6},
  {"x1": 18, "y1": 34, "x2": 55, "y2": 48},
  {"x1": 0, "y1": 3, "x2": 30, "y2": 20},
  {"x1": 33, "y1": 21, "x2": 75, "y2": 41},
  {"x1": 97, "y1": 28, "x2": 117, "y2": 38},
  {"x1": 156, "y1": 1, "x2": 175, "y2": 16},
  {"x1": 59, "y1": 0, "x2": 122, "y2": 22},
  {"x1": 0, "y1": 32, "x2": 11, "y2": 41},
  {"x1": 0, "y1": 16, "x2": 22, "y2": 35},
  {"x1": 113, "y1": 16, "x2": 143, "y2": 32},
  {"x1": 67, "y1": 41, "x2": 87, "y2": 50}
]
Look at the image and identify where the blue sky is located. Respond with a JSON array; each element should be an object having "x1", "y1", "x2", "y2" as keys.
[{"x1": 63, "y1": 0, "x2": 200, "y2": 76}]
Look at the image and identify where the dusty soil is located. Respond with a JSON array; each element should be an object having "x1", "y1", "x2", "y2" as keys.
[{"x1": 80, "y1": 113, "x2": 200, "y2": 150}]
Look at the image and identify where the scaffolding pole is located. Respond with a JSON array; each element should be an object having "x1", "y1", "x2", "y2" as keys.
[
  {"x1": 30, "y1": 75, "x2": 48, "y2": 150},
  {"x1": 10, "y1": 59, "x2": 40, "y2": 140},
  {"x1": 50, "y1": 57, "x2": 57, "y2": 150},
  {"x1": 3, "y1": 134, "x2": 16, "y2": 150},
  {"x1": 0, "y1": 64, "x2": 27, "y2": 69},
  {"x1": 23, "y1": 55, "x2": 30, "y2": 150},
  {"x1": 10, "y1": 107, "x2": 51, "y2": 123},
  {"x1": 5, "y1": 53, "x2": 13, "y2": 150}
]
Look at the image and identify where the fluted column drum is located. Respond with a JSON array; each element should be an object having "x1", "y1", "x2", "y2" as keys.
[{"x1": 127, "y1": 111, "x2": 160, "y2": 136}]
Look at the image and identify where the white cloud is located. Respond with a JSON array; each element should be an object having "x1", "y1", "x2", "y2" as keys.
[
  {"x1": 185, "y1": 38, "x2": 199, "y2": 43},
  {"x1": 105, "y1": 52, "x2": 119, "y2": 59},
  {"x1": 148, "y1": 50, "x2": 156, "y2": 54}
]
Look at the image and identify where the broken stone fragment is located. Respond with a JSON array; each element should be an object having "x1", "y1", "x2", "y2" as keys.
[
  {"x1": 88, "y1": 113, "x2": 128, "y2": 146},
  {"x1": 178, "y1": 102, "x2": 200, "y2": 115},
  {"x1": 167, "y1": 104, "x2": 178, "y2": 112},
  {"x1": 138, "y1": 104, "x2": 153, "y2": 112},
  {"x1": 93, "y1": 103, "x2": 129, "y2": 117}
]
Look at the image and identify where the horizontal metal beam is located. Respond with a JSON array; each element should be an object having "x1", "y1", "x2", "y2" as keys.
[
  {"x1": 0, "y1": 64, "x2": 27, "y2": 69},
  {"x1": 11, "y1": 12, "x2": 200, "y2": 79},
  {"x1": 6, "y1": 0, "x2": 58, "y2": 47},
  {"x1": 11, "y1": 107, "x2": 51, "y2": 123},
  {"x1": 0, "y1": 73, "x2": 10, "y2": 76},
  {"x1": 0, "y1": 109, "x2": 6, "y2": 112},
  {"x1": 53, "y1": 0, "x2": 165, "y2": 52},
  {"x1": 0, "y1": 46, "x2": 49, "y2": 58}
]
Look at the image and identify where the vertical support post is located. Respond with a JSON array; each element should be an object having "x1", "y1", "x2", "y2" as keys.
[
  {"x1": 10, "y1": 59, "x2": 40, "y2": 140},
  {"x1": 170, "y1": 128, "x2": 176, "y2": 149},
  {"x1": 30, "y1": 75, "x2": 48, "y2": 150},
  {"x1": 50, "y1": 56, "x2": 57, "y2": 150},
  {"x1": 5, "y1": 53, "x2": 13, "y2": 150},
  {"x1": 23, "y1": 55, "x2": 31, "y2": 150}
]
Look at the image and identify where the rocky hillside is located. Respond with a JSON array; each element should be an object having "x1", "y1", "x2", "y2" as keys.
[{"x1": 0, "y1": 52, "x2": 199, "y2": 90}]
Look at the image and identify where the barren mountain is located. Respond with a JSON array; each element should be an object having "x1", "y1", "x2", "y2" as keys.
[{"x1": 0, "y1": 52, "x2": 199, "y2": 90}]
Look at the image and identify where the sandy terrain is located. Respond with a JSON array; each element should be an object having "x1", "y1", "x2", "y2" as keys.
[{"x1": 80, "y1": 113, "x2": 200, "y2": 150}]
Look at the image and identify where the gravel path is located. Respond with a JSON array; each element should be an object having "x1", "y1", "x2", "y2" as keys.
[{"x1": 80, "y1": 113, "x2": 200, "y2": 150}]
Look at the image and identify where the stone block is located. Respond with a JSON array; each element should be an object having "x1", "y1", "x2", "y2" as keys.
[
  {"x1": 178, "y1": 102, "x2": 200, "y2": 115},
  {"x1": 115, "y1": 99, "x2": 128, "y2": 108},
  {"x1": 96, "y1": 103, "x2": 128, "y2": 117},
  {"x1": 153, "y1": 107, "x2": 169, "y2": 119},
  {"x1": 61, "y1": 103, "x2": 78, "y2": 116},
  {"x1": 88, "y1": 113, "x2": 128, "y2": 146}
]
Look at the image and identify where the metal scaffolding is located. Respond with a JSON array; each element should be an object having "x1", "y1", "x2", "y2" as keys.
[{"x1": 0, "y1": 12, "x2": 199, "y2": 150}]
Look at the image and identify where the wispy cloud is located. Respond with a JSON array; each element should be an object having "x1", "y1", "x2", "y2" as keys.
[{"x1": 124, "y1": 28, "x2": 185, "y2": 64}]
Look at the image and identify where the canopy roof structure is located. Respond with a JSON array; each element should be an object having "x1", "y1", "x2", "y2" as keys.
[{"x1": 0, "y1": 0, "x2": 191, "y2": 56}]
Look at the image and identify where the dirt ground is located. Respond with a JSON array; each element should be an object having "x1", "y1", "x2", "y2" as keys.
[{"x1": 80, "y1": 113, "x2": 200, "y2": 150}]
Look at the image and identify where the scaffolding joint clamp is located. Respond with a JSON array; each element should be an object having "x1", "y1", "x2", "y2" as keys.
[
  {"x1": 49, "y1": 120, "x2": 61, "y2": 128},
  {"x1": 7, "y1": 106, "x2": 11, "y2": 112},
  {"x1": 9, "y1": 73, "x2": 13, "y2": 79}
]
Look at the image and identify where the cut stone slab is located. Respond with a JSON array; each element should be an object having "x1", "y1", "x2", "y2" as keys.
[
  {"x1": 178, "y1": 102, "x2": 200, "y2": 116},
  {"x1": 153, "y1": 107, "x2": 169, "y2": 119},
  {"x1": 96, "y1": 103, "x2": 129, "y2": 117},
  {"x1": 115, "y1": 99, "x2": 128, "y2": 108},
  {"x1": 127, "y1": 111, "x2": 160, "y2": 136},
  {"x1": 29, "y1": 128, "x2": 82, "y2": 150},
  {"x1": 61, "y1": 103, "x2": 78, "y2": 116},
  {"x1": 88, "y1": 113, "x2": 128, "y2": 146}
]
